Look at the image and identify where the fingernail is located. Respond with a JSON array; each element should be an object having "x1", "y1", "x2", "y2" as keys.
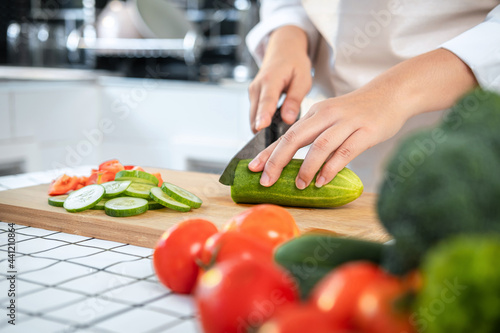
[
  {"x1": 260, "y1": 172, "x2": 271, "y2": 186},
  {"x1": 248, "y1": 159, "x2": 260, "y2": 170},
  {"x1": 255, "y1": 117, "x2": 262, "y2": 131},
  {"x1": 296, "y1": 178, "x2": 307, "y2": 190},
  {"x1": 315, "y1": 176, "x2": 326, "y2": 188},
  {"x1": 284, "y1": 109, "x2": 297, "y2": 122}
]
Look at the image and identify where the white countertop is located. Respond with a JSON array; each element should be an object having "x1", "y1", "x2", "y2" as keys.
[{"x1": 0, "y1": 170, "x2": 200, "y2": 333}]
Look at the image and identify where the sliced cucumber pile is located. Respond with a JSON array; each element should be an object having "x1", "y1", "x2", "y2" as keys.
[
  {"x1": 64, "y1": 185, "x2": 105, "y2": 213},
  {"x1": 48, "y1": 169, "x2": 203, "y2": 217}
]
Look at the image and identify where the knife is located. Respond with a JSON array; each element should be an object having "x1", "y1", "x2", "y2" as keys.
[{"x1": 219, "y1": 106, "x2": 292, "y2": 186}]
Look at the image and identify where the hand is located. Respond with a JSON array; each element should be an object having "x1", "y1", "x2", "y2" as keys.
[
  {"x1": 249, "y1": 26, "x2": 312, "y2": 133},
  {"x1": 248, "y1": 88, "x2": 409, "y2": 189},
  {"x1": 248, "y1": 49, "x2": 478, "y2": 189}
]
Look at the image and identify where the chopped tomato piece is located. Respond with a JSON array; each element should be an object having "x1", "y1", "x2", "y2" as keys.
[
  {"x1": 124, "y1": 165, "x2": 144, "y2": 172},
  {"x1": 48, "y1": 174, "x2": 79, "y2": 196},
  {"x1": 152, "y1": 172, "x2": 163, "y2": 187},
  {"x1": 99, "y1": 159, "x2": 124, "y2": 174},
  {"x1": 87, "y1": 170, "x2": 115, "y2": 185}
]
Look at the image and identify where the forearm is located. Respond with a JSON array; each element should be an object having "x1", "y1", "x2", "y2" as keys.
[{"x1": 357, "y1": 48, "x2": 478, "y2": 119}]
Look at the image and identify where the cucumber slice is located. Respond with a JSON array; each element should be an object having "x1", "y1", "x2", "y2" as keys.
[
  {"x1": 147, "y1": 200, "x2": 165, "y2": 210},
  {"x1": 104, "y1": 197, "x2": 148, "y2": 217},
  {"x1": 150, "y1": 187, "x2": 191, "y2": 212},
  {"x1": 115, "y1": 170, "x2": 159, "y2": 186},
  {"x1": 102, "y1": 181, "x2": 132, "y2": 198},
  {"x1": 48, "y1": 195, "x2": 68, "y2": 207},
  {"x1": 125, "y1": 182, "x2": 155, "y2": 199},
  {"x1": 161, "y1": 182, "x2": 203, "y2": 209},
  {"x1": 91, "y1": 198, "x2": 109, "y2": 210},
  {"x1": 64, "y1": 185, "x2": 105, "y2": 213}
]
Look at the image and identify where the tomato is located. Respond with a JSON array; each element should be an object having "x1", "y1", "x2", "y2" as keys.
[
  {"x1": 257, "y1": 304, "x2": 345, "y2": 333},
  {"x1": 87, "y1": 170, "x2": 115, "y2": 185},
  {"x1": 124, "y1": 165, "x2": 145, "y2": 171},
  {"x1": 48, "y1": 174, "x2": 79, "y2": 196},
  {"x1": 223, "y1": 204, "x2": 300, "y2": 249},
  {"x1": 98, "y1": 159, "x2": 124, "y2": 174},
  {"x1": 355, "y1": 276, "x2": 416, "y2": 333},
  {"x1": 196, "y1": 259, "x2": 299, "y2": 333},
  {"x1": 197, "y1": 231, "x2": 274, "y2": 269},
  {"x1": 309, "y1": 261, "x2": 388, "y2": 329},
  {"x1": 154, "y1": 219, "x2": 218, "y2": 294},
  {"x1": 152, "y1": 172, "x2": 164, "y2": 187}
]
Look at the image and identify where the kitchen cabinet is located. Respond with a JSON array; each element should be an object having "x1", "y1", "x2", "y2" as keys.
[{"x1": 0, "y1": 77, "x2": 252, "y2": 176}]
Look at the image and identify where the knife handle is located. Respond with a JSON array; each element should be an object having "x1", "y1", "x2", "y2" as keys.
[{"x1": 265, "y1": 107, "x2": 293, "y2": 147}]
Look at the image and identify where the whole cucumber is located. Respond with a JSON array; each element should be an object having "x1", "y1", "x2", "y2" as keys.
[
  {"x1": 274, "y1": 234, "x2": 385, "y2": 299},
  {"x1": 231, "y1": 159, "x2": 363, "y2": 208}
]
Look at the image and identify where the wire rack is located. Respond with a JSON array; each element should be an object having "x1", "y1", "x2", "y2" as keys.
[{"x1": 0, "y1": 171, "x2": 200, "y2": 333}]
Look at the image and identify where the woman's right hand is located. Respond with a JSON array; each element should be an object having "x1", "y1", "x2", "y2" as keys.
[{"x1": 249, "y1": 25, "x2": 313, "y2": 133}]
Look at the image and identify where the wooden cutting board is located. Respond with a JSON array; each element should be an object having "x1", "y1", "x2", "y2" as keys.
[{"x1": 0, "y1": 168, "x2": 390, "y2": 248}]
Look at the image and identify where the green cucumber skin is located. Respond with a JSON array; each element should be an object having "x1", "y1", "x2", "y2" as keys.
[
  {"x1": 231, "y1": 159, "x2": 363, "y2": 208},
  {"x1": 274, "y1": 234, "x2": 384, "y2": 299}
]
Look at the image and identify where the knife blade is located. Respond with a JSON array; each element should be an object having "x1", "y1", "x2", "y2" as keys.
[{"x1": 219, "y1": 106, "x2": 292, "y2": 186}]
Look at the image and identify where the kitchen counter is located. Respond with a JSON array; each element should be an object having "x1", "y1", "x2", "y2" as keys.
[{"x1": 0, "y1": 169, "x2": 200, "y2": 333}]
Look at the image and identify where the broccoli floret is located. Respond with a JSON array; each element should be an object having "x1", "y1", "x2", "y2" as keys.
[
  {"x1": 377, "y1": 89, "x2": 500, "y2": 273},
  {"x1": 414, "y1": 235, "x2": 500, "y2": 333}
]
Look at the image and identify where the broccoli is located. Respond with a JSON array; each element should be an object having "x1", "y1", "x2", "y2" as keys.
[
  {"x1": 414, "y1": 235, "x2": 500, "y2": 333},
  {"x1": 377, "y1": 89, "x2": 500, "y2": 273}
]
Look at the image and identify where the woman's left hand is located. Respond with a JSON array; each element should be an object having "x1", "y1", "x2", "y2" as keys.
[{"x1": 248, "y1": 87, "x2": 410, "y2": 189}]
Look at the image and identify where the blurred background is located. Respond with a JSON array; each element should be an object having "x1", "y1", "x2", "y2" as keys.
[{"x1": 0, "y1": 0, "x2": 260, "y2": 177}]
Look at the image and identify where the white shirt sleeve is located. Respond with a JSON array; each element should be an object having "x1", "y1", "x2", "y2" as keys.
[
  {"x1": 441, "y1": 5, "x2": 500, "y2": 92},
  {"x1": 245, "y1": 0, "x2": 320, "y2": 66}
]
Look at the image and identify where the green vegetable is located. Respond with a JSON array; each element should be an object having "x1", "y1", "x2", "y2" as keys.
[
  {"x1": 63, "y1": 185, "x2": 105, "y2": 213},
  {"x1": 150, "y1": 187, "x2": 191, "y2": 212},
  {"x1": 231, "y1": 159, "x2": 363, "y2": 208},
  {"x1": 115, "y1": 170, "x2": 159, "y2": 186},
  {"x1": 102, "y1": 180, "x2": 131, "y2": 198},
  {"x1": 415, "y1": 235, "x2": 500, "y2": 333},
  {"x1": 104, "y1": 197, "x2": 148, "y2": 217},
  {"x1": 161, "y1": 182, "x2": 202, "y2": 208},
  {"x1": 48, "y1": 195, "x2": 68, "y2": 207},
  {"x1": 124, "y1": 182, "x2": 155, "y2": 199},
  {"x1": 377, "y1": 89, "x2": 500, "y2": 273},
  {"x1": 274, "y1": 234, "x2": 385, "y2": 298}
]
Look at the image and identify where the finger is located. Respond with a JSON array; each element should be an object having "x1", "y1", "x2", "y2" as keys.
[
  {"x1": 255, "y1": 81, "x2": 286, "y2": 132},
  {"x1": 315, "y1": 129, "x2": 372, "y2": 187},
  {"x1": 280, "y1": 74, "x2": 311, "y2": 124},
  {"x1": 260, "y1": 115, "x2": 332, "y2": 187},
  {"x1": 248, "y1": 140, "x2": 280, "y2": 172},
  {"x1": 248, "y1": 81, "x2": 261, "y2": 133},
  {"x1": 295, "y1": 123, "x2": 355, "y2": 189}
]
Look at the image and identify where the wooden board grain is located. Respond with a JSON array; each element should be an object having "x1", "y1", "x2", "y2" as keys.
[{"x1": 0, "y1": 168, "x2": 390, "y2": 248}]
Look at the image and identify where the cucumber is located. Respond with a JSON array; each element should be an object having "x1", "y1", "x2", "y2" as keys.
[
  {"x1": 150, "y1": 187, "x2": 191, "y2": 212},
  {"x1": 91, "y1": 198, "x2": 109, "y2": 210},
  {"x1": 115, "y1": 170, "x2": 159, "y2": 186},
  {"x1": 102, "y1": 181, "x2": 132, "y2": 198},
  {"x1": 161, "y1": 182, "x2": 202, "y2": 208},
  {"x1": 63, "y1": 184, "x2": 105, "y2": 213},
  {"x1": 231, "y1": 159, "x2": 363, "y2": 208},
  {"x1": 274, "y1": 234, "x2": 385, "y2": 299},
  {"x1": 124, "y1": 182, "x2": 155, "y2": 199},
  {"x1": 104, "y1": 197, "x2": 148, "y2": 217},
  {"x1": 48, "y1": 195, "x2": 68, "y2": 207},
  {"x1": 147, "y1": 200, "x2": 165, "y2": 210}
]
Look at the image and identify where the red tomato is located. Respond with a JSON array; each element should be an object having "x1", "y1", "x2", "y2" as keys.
[
  {"x1": 152, "y1": 172, "x2": 163, "y2": 187},
  {"x1": 309, "y1": 261, "x2": 388, "y2": 329},
  {"x1": 196, "y1": 259, "x2": 299, "y2": 333},
  {"x1": 154, "y1": 219, "x2": 218, "y2": 294},
  {"x1": 355, "y1": 276, "x2": 416, "y2": 333},
  {"x1": 87, "y1": 170, "x2": 115, "y2": 185},
  {"x1": 223, "y1": 204, "x2": 300, "y2": 249},
  {"x1": 98, "y1": 159, "x2": 124, "y2": 174},
  {"x1": 257, "y1": 304, "x2": 346, "y2": 333},
  {"x1": 197, "y1": 231, "x2": 274, "y2": 269},
  {"x1": 124, "y1": 165, "x2": 145, "y2": 171},
  {"x1": 48, "y1": 174, "x2": 79, "y2": 196}
]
